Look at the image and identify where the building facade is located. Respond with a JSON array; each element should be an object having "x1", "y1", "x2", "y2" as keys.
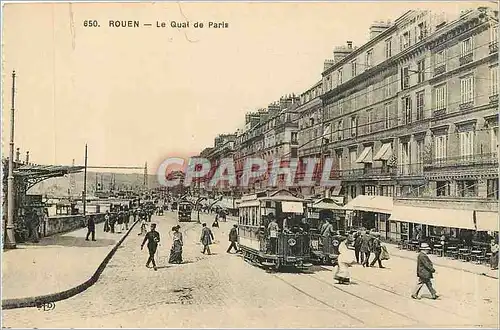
[
  {"x1": 197, "y1": 6, "x2": 499, "y2": 241},
  {"x1": 320, "y1": 8, "x2": 498, "y2": 240},
  {"x1": 233, "y1": 96, "x2": 300, "y2": 195}
]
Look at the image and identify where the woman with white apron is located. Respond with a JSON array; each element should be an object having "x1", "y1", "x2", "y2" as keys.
[{"x1": 334, "y1": 237, "x2": 355, "y2": 284}]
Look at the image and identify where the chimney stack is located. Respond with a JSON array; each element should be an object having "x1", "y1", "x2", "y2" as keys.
[
  {"x1": 347, "y1": 41, "x2": 353, "y2": 49},
  {"x1": 333, "y1": 45, "x2": 353, "y2": 63},
  {"x1": 25, "y1": 151, "x2": 30, "y2": 164},
  {"x1": 15, "y1": 148, "x2": 20, "y2": 162},
  {"x1": 369, "y1": 20, "x2": 391, "y2": 40},
  {"x1": 324, "y1": 59, "x2": 335, "y2": 71}
]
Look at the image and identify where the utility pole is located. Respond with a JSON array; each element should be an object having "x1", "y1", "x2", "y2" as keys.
[
  {"x1": 83, "y1": 144, "x2": 88, "y2": 216},
  {"x1": 143, "y1": 162, "x2": 148, "y2": 190},
  {"x1": 5, "y1": 70, "x2": 17, "y2": 249}
]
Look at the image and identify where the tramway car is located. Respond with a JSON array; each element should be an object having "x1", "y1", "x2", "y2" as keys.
[
  {"x1": 237, "y1": 190, "x2": 313, "y2": 271},
  {"x1": 178, "y1": 200, "x2": 193, "y2": 222},
  {"x1": 308, "y1": 198, "x2": 346, "y2": 265}
]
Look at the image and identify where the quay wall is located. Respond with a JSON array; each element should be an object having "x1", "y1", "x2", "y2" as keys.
[{"x1": 41, "y1": 213, "x2": 106, "y2": 237}]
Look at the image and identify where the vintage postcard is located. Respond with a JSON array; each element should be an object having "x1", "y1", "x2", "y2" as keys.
[{"x1": 1, "y1": 1, "x2": 499, "y2": 328}]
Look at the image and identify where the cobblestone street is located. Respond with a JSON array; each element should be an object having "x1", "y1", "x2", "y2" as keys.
[{"x1": 3, "y1": 212, "x2": 498, "y2": 328}]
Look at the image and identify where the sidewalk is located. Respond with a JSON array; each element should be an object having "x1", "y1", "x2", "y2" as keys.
[
  {"x1": 384, "y1": 243, "x2": 499, "y2": 279},
  {"x1": 2, "y1": 221, "x2": 132, "y2": 301}
]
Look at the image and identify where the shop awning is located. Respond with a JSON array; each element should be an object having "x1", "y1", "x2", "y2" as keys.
[
  {"x1": 389, "y1": 205, "x2": 475, "y2": 230},
  {"x1": 331, "y1": 186, "x2": 342, "y2": 196},
  {"x1": 313, "y1": 201, "x2": 344, "y2": 211},
  {"x1": 373, "y1": 143, "x2": 393, "y2": 161},
  {"x1": 238, "y1": 200, "x2": 260, "y2": 208},
  {"x1": 343, "y1": 195, "x2": 393, "y2": 214},
  {"x1": 475, "y1": 211, "x2": 499, "y2": 232},
  {"x1": 282, "y1": 201, "x2": 304, "y2": 213},
  {"x1": 355, "y1": 147, "x2": 373, "y2": 163}
]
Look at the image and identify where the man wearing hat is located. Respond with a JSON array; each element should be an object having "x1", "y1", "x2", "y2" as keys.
[
  {"x1": 369, "y1": 232, "x2": 384, "y2": 268},
  {"x1": 227, "y1": 224, "x2": 239, "y2": 253},
  {"x1": 200, "y1": 223, "x2": 215, "y2": 255},
  {"x1": 141, "y1": 223, "x2": 160, "y2": 271},
  {"x1": 412, "y1": 242, "x2": 438, "y2": 300},
  {"x1": 360, "y1": 230, "x2": 372, "y2": 267}
]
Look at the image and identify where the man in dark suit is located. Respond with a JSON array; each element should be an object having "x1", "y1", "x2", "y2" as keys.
[
  {"x1": 85, "y1": 215, "x2": 96, "y2": 241},
  {"x1": 360, "y1": 231, "x2": 372, "y2": 267},
  {"x1": 141, "y1": 223, "x2": 160, "y2": 271},
  {"x1": 200, "y1": 223, "x2": 215, "y2": 255},
  {"x1": 227, "y1": 224, "x2": 239, "y2": 253},
  {"x1": 412, "y1": 242, "x2": 438, "y2": 300},
  {"x1": 354, "y1": 230, "x2": 363, "y2": 264},
  {"x1": 369, "y1": 233, "x2": 384, "y2": 268}
]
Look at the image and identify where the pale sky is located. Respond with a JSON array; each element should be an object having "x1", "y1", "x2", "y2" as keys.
[{"x1": 1, "y1": 1, "x2": 493, "y2": 174}]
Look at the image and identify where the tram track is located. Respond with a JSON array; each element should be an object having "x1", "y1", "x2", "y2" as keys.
[
  {"x1": 306, "y1": 274, "x2": 424, "y2": 325},
  {"x1": 306, "y1": 268, "x2": 494, "y2": 327},
  {"x1": 270, "y1": 274, "x2": 366, "y2": 325},
  {"x1": 347, "y1": 275, "x2": 467, "y2": 319}
]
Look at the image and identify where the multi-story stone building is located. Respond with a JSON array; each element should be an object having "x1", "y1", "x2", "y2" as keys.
[
  {"x1": 196, "y1": 134, "x2": 236, "y2": 196},
  {"x1": 320, "y1": 8, "x2": 498, "y2": 241},
  {"x1": 197, "y1": 6, "x2": 498, "y2": 243},
  {"x1": 296, "y1": 81, "x2": 324, "y2": 197},
  {"x1": 233, "y1": 95, "x2": 300, "y2": 194}
]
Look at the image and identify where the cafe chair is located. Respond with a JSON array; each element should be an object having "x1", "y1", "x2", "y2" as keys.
[
  {"x1": 445, "y1": 246, "x2": 457, "y2": 258},
  {"x1": 433, "y1": 243, "x2": 444, "y2": 257},
  {"x1": 459, "y1": 247, "x2": 471, "y2": 262}
]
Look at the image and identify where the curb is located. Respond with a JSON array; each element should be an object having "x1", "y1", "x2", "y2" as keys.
[{"x1": 2, "y1": 220, "x2": 140, "y2": 310}]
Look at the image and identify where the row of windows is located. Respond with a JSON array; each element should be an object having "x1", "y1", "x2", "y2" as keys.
[
  {"x1": 436, "y1": 179, "x2": 498, "y2": 199},
  {"x1": 323, "y1": 19, "x2": 496, "y2": 94},
  {"x1": 331, "y1": 127, "x2": 497, "y2": 172},
  {"x1": 323, "y1": 66, "x2": 498, "y2": 142}
]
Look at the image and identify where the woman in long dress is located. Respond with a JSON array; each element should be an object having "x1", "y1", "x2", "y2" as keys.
[
  {"x1": 169, "y1": 225, "x2": 183, "y2": 264},
  {"x1": 334, "y1": 237, "x2": 355, "y2": 284}
]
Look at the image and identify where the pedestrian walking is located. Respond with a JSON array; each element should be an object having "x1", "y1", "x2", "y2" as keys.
[
  {"x1": 369, "y1": 232, "x2": 384, "y2": 268},
  {"x1": 227, "y1": 224, "x2": 239, "y2": 253},
  {"x1": 354, "y1": 230, "x2": 363, "y2": 264},
  {"x1": 360, "y1": 230, "x2": 372, "y2": 267},
  {"x1": 490, "y1": 238, "x2": 499, "y2": 270},
  {"x1": 148, "y1": 208, "x2": 153, "y2": 222},
  {"x1": 412, "y1": 243, "x2": 439, "y2": 300},
  {"x1": 200, "y1": 223, "x2": 215, "y2": 255},
  {"x1": 212, "y1": 216, "x2": 220, "y2": 228},
  {"x1": 141, "y1": 223, "x2": 160, "y2": 271},
  {"x1": 168, "y1": 225, "x2": 183, "y2": 264},
  {"x1": 116, "y1": 211, "x2": 123, "y2": 233},
  {"x1": 333, "y1": 237, "x2": 355, "y2": 284},
  {"x1": 124, "y1": 210, "x2": 130, "y2": 231},
  {"x1": 85, "y1": 215, "x2": 96, "y2": 241},
  {"x1": 104, "y1": 211, "x2": 110, "y2": 232},
  {"x1": 28, "y1": 210, "x2": 41, "y2": 243},
  {"x1": 109, "y1": 213, "x2": 116, "y2": 233}
]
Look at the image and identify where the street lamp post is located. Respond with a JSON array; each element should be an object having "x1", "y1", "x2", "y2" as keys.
[
  {"x1": 5, "y1": 70, "x2": 17, "y2": 249},
  {"x1": 83, "y1": 144, "x2": 88, "y2": 216},
  {"x1": 196, "y1": 196, "x2": 207, "y2": 224}
]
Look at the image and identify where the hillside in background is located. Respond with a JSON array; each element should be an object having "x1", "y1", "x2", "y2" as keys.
[{"x1": 28, "y1": 171, "x2": 161, "y2": 197}]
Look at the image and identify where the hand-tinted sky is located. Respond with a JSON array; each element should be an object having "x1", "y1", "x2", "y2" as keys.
[{"x1": 2, "y1": 1, "x2": 492, "y2": 173}]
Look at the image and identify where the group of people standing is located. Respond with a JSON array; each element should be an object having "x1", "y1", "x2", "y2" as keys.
[{"x1": 352, "y1": 229, "x2": 388, "y2": 268}]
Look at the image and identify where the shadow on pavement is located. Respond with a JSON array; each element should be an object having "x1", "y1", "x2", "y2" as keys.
[{"x1": 33, "y1": 236, "x2": 117, "y2": 248}]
